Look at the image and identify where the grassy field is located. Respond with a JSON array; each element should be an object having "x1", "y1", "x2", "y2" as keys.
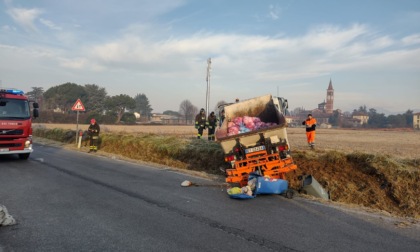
[{"x1": 33, "y1": 123, "x2": 420, "y2": 219}]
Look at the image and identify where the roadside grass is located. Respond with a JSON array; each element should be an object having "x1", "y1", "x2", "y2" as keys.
[
  {"x1": 33, "y1": 127, "x2": 420, "y2": 219},
  {"x1": 33, "y1": 128, "x2": 226, "y2": 174},
  {"x1": 100, "y1": 133, "x2": 226, "y2": 173}
]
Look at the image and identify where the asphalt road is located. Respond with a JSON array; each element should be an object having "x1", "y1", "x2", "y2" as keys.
[{"x1": 0, "y1": 143, "x2": 419, "y2": 252}]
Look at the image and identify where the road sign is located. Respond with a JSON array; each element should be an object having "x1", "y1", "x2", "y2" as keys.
[{"x1": 72, "y1": 99, "x2": 85, "y2": 111}]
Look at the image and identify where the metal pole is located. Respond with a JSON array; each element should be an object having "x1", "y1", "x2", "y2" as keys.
[
  {"x1": 76, "y1": 110, "x2": 79, "y2": 145},
  {"x1": 206, "y1": 58, "x2": 211, "y2": 117}
]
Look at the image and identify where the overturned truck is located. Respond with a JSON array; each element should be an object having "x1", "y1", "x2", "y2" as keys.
[{"x1": 216, "y1": 94, "x2": 297, "y2": 187}]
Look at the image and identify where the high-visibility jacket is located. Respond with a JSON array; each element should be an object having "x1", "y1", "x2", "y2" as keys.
[{"x1": 302, "y1": 118, "x2": 316, "y2": 132}]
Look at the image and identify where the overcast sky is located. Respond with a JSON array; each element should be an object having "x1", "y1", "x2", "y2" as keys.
[{"x1": 1, "y1": 0, "x2": 419, "y2": 114}]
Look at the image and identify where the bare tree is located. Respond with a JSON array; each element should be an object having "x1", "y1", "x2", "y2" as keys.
[
  {"x1": 26, "y1": 87, "x2": 45, "y2": 109},
  {"x1": 179, "y1": 99, "x2": 198, "y2": 123},
  {"x1": 26, "y1": 87, "x2": 44, "y2": 102}
]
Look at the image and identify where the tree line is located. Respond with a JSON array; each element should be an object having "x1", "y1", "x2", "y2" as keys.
[
  {"x1": 29, "y1": 83, "x2": 413, "y2": 128},
  {"x1": 328, "y1": 105, "x2": 414, "y2": 128},
  {"x1": 25, "y1": 82, "x2": 230, "y2": 125},
  {"x1": 26, "y1": 83, "x2": 156, "y2": 124}
]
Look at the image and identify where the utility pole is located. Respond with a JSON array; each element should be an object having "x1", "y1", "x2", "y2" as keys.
[{"x1": 205, "y1": 58, "x2": 212, "y2": 118}]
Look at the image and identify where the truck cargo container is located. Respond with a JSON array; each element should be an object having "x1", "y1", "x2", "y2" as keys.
[{"x1": 216, "y1": 94, "x2": 297, "y2": 186}]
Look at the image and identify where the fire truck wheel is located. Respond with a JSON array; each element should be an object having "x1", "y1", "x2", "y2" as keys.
[{"x1": 18, "y1": 153, "x2": 30, "y2": 160}]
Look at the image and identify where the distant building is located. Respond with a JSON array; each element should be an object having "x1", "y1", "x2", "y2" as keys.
[
  {"x1": 150, "y1": 113, "x2": 192, "y2": 125},
  {"x1": 150, "y1": 113, "x2": 172, "y2": 124},
  {"x1": 310, "y1": 110, "x2": 331, "y2": 125},
  {"x1": 289, "y1": 79, "x2": 336, "y2": 127},
  {"x1": 414, "y1": 112, "x2": 420, "y2": 129},
  {"x1": 318, "y1": 101, "x2": 326, "y2": 111},
  {"x1": 53, "y1": 107, "x2": 64, "y2": 113},
  {"x1": 352, "y1": 112, "x2": 369, "y2": 125}
]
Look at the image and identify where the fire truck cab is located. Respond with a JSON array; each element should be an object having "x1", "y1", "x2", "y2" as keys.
[{"x1": 0, "y1": 88, "x2": 39, "y2": 160}]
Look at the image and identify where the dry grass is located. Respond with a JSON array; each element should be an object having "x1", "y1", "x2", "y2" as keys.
[
  {"x1": 36, "y1": 123, "x2": 197, "y2": 136},
  {"x1": 287, "y1": 128, "x2": 420, "y2": 159},
  {"x1": 35, "y1": 124, "x2": 420, "y2": 159}
]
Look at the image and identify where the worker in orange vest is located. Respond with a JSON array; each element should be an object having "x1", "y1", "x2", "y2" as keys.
[{"x1": 302, "y1": 114, "x2": 317, "y2": 148}]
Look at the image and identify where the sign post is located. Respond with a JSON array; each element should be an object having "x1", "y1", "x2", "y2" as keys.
[{"x1": 71, "y1": 99, "x2": 86, "y2": 145}]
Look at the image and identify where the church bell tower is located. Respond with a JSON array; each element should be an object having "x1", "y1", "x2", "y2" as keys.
[{"x1": 326, "y1": 79, "x2": 334, "y2": 114}]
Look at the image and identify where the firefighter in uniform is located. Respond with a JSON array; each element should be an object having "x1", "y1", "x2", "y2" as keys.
[
  {"x1": 88, "y1": 118, "x2": 100, "y2": 152},
  {"x1": 206, "y1": 111, "x2": 218, "y2": 141},
  {"x1": 195, "y1": 108, "x2": 206, "y2": 139},
  {"x1": 302, "y1": 114, "x2": 317, "y2": 148}
]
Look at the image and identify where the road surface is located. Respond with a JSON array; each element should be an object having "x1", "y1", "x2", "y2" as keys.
[{"x1": 0, "y1": 143, "x2": 419, "y2": 251}]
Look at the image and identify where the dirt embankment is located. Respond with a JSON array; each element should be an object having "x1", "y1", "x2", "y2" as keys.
[
  {"x1": 286, "y1": 128, "x2": 419, "y2": 219},
  {"x1": 286, "y1": 150, "x2": 419, "y2": 219}
]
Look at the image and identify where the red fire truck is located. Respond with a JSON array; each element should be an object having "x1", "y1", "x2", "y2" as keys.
[{"x1": 0, "y1": 88, "x2": 39, "y2": 160}]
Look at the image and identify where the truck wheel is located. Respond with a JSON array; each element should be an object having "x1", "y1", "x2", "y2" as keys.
[
  {"x1": 19, "y1": 153, "x2": 30, "y2": 160},
  {"x1": 285, "y1": 189, "x2": 294, "y2": 199}
]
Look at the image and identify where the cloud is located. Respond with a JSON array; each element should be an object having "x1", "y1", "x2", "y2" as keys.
[
  {"x1": 300, "y1": 24, "x2": 368, "y2": 51},
  {"x1": 1, "y1": 25, "x2": 16, "y2": 32},
  {"x1": 6, "y1": 7, "x2": 43, "y2": 32},
  {"x1": 59, "y1": 57, "x2": 104, "y2": 71},
  {"x1": 268, "y1": 4, "x2": 281, "y2": 20},
  {"x1": 48, "y1": 22, "x2": 418, "y2": 86},
  {"x1": 402, "y1": 34, "x2": 420, "y2": 46},
  {"x1": 39, "y1": 18, "x2": 62, "y2": 31},
  {"x1": 1, "y1": 19, "x2": 418, "y2": 113}
]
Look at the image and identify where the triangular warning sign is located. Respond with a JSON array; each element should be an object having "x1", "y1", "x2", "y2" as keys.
[{"x1": 72, "y1": 99, "x2": 85, "y2": 111}]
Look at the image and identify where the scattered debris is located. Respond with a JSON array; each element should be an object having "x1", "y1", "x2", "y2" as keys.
[
  {"x1": 181, "y1": 180, "x2": 229, "y2": 188},
  {"x1": 181, "y1": 180, "x2": 193, "y2": 187},
  {"x1": 298, "y1": 175, "x2": 330, "y2": 200},
  {"x1": 227, "y1": 173, "x2": 294, "y2": 200},
  {"x1": 0, "y1": 204, "x2": 16, "y2": 226}
]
